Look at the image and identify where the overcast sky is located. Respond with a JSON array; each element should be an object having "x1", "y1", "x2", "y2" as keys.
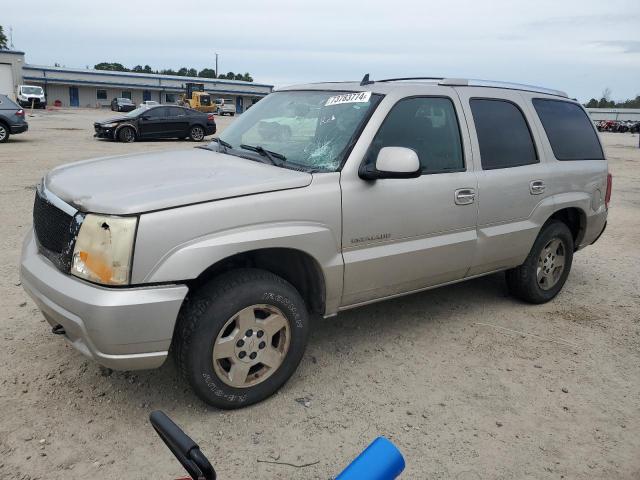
[{"x1": 4, "y1": 0, "x2": 639, "y2": 102}]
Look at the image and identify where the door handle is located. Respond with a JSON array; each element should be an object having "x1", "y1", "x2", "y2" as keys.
[
  {"x1": 454, "y1": 188, "x2": 475, "y2": 205},
  {"x1": 530, "y1": 180, "x2": 546, "y2": 195}
]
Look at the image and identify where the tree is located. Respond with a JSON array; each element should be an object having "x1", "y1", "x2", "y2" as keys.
[
  {"x1": 198, "y1": 68, "x2": 216, "y2": 78},
  {"x1": 585, "y1": 98, "x2": 598, "y2": 108},
  {"x1": 242, "y1": 72, "x2": 253, "y2": 82},
  {"x1": 143, "y1": 65, "x2": 153, "y2": 73},
  {"x1": 94, "y1": 62, "x2": 129, "y2": 72},
  {"x1": 0, "y1": 26, "x2": 8, "y2": 50},
  {"x1": 131, "y1": 65, "x2": 144, "y2": 72}
]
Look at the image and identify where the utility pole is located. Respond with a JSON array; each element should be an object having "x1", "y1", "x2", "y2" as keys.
[{"x1": 215, "y1": 53, "x2": 219, "y2": 78}]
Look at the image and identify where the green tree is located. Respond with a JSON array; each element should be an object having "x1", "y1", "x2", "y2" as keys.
[
  {"x1": 94, "y1": 62, "x2": 129, "y2": 72},
  {"x1": 131, "y1": 65, "x2": 144, "y2": 72},
  {"x1": 143, "y1": 65, "x2": 153, "y2": 73},
  {"x1": 198, "y1": 68, "x2": 217, "y2": 78},
  {"x1": 242, "y1": 72, "x2": 253, "y2": 82},
  {"x1": 0, "y1": 26, "x2": 8, "y2": 49},
  {"x1": 585, "y1": 98, "x2": 598, "y2": 108}
]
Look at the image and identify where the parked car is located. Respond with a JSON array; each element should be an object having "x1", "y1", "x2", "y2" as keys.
[
  {"x1": 0, "y1": 94, "x2": 28, "y2": 142},
  {"x1": 17, "y1": 85, "x2": 46, "y2": 109},
  {"x1": 214, "y1": 97, "x2": 236, "y2": 116},
  {"x1": 21, "y1": 77, "x2": 610, "y2": 409},
  {"x1": 111, "y1": 97, "x2": 136, "y2": 112},
  {"x1": 94, "y1": 104, "x2": 216, "y2": 142},
  {"x1": 139, "y1": 100, "x2": 159, "y2": 108}
]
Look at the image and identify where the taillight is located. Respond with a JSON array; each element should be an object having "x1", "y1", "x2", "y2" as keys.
[
  {"x1": 207, "y1": 113, "x2": 215, "y2": 122},
  {"x1": 605, "y1": 173, "x2": 612, "y2": 208},
  {"x1": 15, "y1": 109, "x2": 24, "y2": 117}
]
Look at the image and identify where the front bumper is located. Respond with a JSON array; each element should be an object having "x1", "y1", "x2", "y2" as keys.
[
  {"x1": 10, "y1": 123, "x2": 28, "y2": 134},
  {"x1": 94, "y1": 125, "x2": 115, "y2": 139},
  {"x1": 20, "y1": 230, "x2": 188, "y2": 370}
]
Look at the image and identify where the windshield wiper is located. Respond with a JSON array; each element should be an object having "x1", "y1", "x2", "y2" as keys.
[
  {"x1": 210, "y1": 137, "x2": 233, "y2": 153},
  {"x1": 240, "y1": 144, "x2": 286, "y2": 166}
]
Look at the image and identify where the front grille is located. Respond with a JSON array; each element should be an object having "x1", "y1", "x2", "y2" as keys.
[{"x1": 33, "y1": 190, "x2": 79, "y2": 272}]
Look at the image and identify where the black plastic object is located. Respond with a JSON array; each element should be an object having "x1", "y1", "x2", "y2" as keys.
[
  {"x1": 360, "y1": 73, "x2": 374, "y2": 86},
  {"x1": 149, "y1": 410, "x2": 216, "y2": 480},
  {"x1": 51, "y1": 324, "x2": 66, "y2": 335}
]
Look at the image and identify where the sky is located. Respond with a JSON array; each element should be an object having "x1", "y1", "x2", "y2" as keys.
[{"x1": 3, "y1": 0, "x2": 639, "y2": 102}]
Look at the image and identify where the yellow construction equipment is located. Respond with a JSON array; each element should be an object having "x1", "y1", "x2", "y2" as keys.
[{"x1": 180, "y1": 83, "x2": 217, "y2": 113}]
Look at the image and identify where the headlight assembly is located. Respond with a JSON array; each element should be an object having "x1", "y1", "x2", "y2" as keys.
[
  {"x1": 101, "y1": 122, "x2": 119, "y2": 128},
  {"x1": 71, "y1": 214, "x2": 137, "y2": 285}
]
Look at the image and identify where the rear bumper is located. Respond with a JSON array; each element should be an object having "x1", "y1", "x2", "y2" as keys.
[
  {"x1": 10, "y1": 123, "x2": 28, "y2": 134},
  {"x1": 20, "y1": 230, "x2": 188, "y2": 370}
]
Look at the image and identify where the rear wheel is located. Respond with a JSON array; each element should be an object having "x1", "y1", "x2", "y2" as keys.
[
  {"x1": 174, "y1": 269, "x2": 310, "y2": 409},
  {"x1": 0, "y1": 123, "x2": 9, "y2": 143},
  {"x1": 505, "y1": 220, "x2": 574, "y2": 303},
  {"x1": 189, "y1": 125, "x2": 205, "y2": 141},
  {"x1": 117, "y1": 126, "x2": 136, "y2": 143}
]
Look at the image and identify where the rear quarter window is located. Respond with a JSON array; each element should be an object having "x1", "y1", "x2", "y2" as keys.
[{"x1": 532, "y1": 99, "x2": 604, "y2": 160}]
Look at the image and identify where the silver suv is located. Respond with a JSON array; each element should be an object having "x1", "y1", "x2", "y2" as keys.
[{"x1": 21, "y1": 77, "x2": 610, "y2": 408}]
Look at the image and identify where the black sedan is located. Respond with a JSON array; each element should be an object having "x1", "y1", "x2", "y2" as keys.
[
  {"x1": 111, "y1": 97, "x2": 136, "y2": 112},
  {"x1": 94, "y1": 105, "x2": 216, "y2": 142}
]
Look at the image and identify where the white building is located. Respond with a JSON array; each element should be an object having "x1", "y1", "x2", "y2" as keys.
[{"x1": 0, "y1": 50, "x2": 273, "y2": 113}]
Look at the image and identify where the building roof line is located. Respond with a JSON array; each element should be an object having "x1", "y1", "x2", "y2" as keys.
[{"x1": 22, "y1": 64, "x2": 273, "y2": 89}]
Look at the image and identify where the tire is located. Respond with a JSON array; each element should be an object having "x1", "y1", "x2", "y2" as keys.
[
  {"x1": 0, "y1": 123, "x2": 9, "y2": 143},
  {"x1": 189, "y1": 124, "x2": 205, "y2": 142},
  {"x1": 117, "y1": 126, "x2": 136, "y2": 143},
  {"x1": 174, "y1": 268, "x2": 310, "y2": 409},
  {"x1": 505, "y1": 220, "x2": 574, "y2": 304}
]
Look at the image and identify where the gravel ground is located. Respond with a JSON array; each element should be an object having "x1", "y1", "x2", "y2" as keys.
[{"x1": 0, "y1": 109, "x2": 639, "y2": 480}]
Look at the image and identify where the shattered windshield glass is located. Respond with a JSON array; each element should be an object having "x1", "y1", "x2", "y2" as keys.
[{"x1": 217, "y1": 90, "x2": 381, "y2": 171}]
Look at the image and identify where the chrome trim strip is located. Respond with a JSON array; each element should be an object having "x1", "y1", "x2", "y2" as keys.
[{"x1": 38, "y1": 182, "x2": 78, "y2": 217}]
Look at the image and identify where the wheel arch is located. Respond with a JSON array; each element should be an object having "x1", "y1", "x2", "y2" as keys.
[
  {"x1": 114, "y1": 123, "x2": 138, "y2": 139},
  {"x1": 544, "y1": 207, "x2": 587, "y2": 250},
  {"x1": 187, "y1": 247, "x2": 327, "y2": 315}
]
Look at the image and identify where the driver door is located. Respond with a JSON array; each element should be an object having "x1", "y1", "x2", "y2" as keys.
[
  {"x1": 340, "y1": 94, "x2": 478, "y2": 307},
  {"x1": 139, "y1": 107, "x2": 168, "y2": 138}
]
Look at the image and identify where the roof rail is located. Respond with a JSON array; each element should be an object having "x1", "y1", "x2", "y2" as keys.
[
  {"x1": 439, "y1": 78, "x2": 568, "y2": 98},
  {"x1": 377, "y1": 77, "x2": 444, "y2": 83}
]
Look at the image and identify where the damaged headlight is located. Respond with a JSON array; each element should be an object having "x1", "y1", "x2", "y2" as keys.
[{"x1": 71, "y1": 214, "x2": 137, "y2": 285}]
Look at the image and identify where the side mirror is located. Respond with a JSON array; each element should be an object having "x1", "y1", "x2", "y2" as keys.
[
  {"x1": 149, "y1": 410, "x2": 216, "y2": 480},
  {"x1": 359, "y1": 147, "x2": 421, "y2": 180}
]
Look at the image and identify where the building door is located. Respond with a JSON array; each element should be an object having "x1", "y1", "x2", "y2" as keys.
[
  {"x1": 143, "y1": 90, "x2": 151, "y2": 102},
  {"x1": 0, "y1": 63, "x2": 14, "y2": 96},
  {"x1": 236, "y1": 96, "x2": 243, "y2": 114},
  {"x1": 69, "y1": 87, "x2": 79, "y2": 107}
]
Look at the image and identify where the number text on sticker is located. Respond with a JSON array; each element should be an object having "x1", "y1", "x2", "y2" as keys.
[{"x1": 325, "y1": 92, "x2": 372, "y2": 106}]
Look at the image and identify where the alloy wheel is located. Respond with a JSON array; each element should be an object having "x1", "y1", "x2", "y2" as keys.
[
  {"x1": 212, "y1": 304, "x2": 291, "y2": 388},
  {"x1": 536, "y1": 238, "x2": 565, "y2": 290}
]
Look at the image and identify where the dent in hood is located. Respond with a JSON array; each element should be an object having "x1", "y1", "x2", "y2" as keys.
[{"x1": 45, "y1": 148, "x2": 312, "y2": 215}]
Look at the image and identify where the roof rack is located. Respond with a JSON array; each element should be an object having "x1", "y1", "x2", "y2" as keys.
[
  {"x1": 366, "y1": 75, "x2": 568, "y2": 98},
  {"x1": 439, "y1": 78, "x2": 568, "y2": 98}
]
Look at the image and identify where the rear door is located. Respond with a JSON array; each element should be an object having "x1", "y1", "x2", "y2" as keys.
[
  {"x1": 455, "y1": 88, "x2": 552, "y2": 275},
  {"x1": 164, "y1": 107, "x2": 191, "y2": 137},
  {"x1": 340, "y1": 92, "x2": 478, "y2": 307}
]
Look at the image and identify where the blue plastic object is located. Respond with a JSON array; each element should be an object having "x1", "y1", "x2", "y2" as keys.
[{"x1": 336, "y1": 437, "x2": 405, "y2": 480}]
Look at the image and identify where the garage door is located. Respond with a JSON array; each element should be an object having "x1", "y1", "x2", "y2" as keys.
[{"x1": 0, "y1": 63, "x2": 14, "y2": 96}]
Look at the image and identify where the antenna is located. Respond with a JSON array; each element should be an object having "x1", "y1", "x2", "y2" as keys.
[
  {"x1": 360, "y1": 73, "x2": 374, "y2": 86},
  {"x1": 9, "y1": 26, "x2": 15, "y2": 49}
]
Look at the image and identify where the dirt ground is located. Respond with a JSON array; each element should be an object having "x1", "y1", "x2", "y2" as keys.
[{"x1": 0, "y1": 109, "x2": 638, "y2": 480}]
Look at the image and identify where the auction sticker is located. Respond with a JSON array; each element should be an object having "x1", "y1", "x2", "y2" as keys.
[{"x1": 325, "y1": 91, "x2": 372, "y2": 106}]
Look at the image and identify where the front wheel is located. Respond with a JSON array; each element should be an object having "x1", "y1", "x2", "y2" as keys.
[
  {"x1": 174, "y1": 269, "x2": 310, "y2": 409},
  {"x1": 505, "y1": 220, "x2": 574, "y2": 304},
  {"x1": 117, "y1": 126, "x2": 136, "y2": 143}
]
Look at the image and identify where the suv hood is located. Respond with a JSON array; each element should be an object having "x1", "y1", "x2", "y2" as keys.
[{"x1": 45, "y1": 148, "x2": 312, "y2": 214}]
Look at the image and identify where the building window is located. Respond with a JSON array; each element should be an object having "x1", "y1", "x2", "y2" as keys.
[
  {"x1": 165, "y1": 93, "x2": 177, "y2": 103},
  {"x1": 97, "y1": 89, "x2": 107, "y2": 100},
  {"x1": 470, "y1": 98, "x2": 538, "y2": 170},
  {"x1": 121, "y1": 91, "x2": 132, "y2": 100}
]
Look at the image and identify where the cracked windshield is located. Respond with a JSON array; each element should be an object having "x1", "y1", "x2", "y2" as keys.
[{"x1": 217, "y1": 90, "x2": 381, "y2": 171}]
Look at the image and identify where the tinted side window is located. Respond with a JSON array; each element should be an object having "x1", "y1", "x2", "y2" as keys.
[
  {"x1": 146, "y1": 107, "x2": 168, "y2": 119},
  {"x1": 367, "y1": 97, "x2": 464, "y2": 174},
  {"x1": 532, "y1": 99, "x2": 604, "y2": 160},
  {"x1": 470, "y1": 99, "x2": 538, "y2": 169},
  {"x1": 166, "y1": 107, "x2": 186, "y2": 117}
]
